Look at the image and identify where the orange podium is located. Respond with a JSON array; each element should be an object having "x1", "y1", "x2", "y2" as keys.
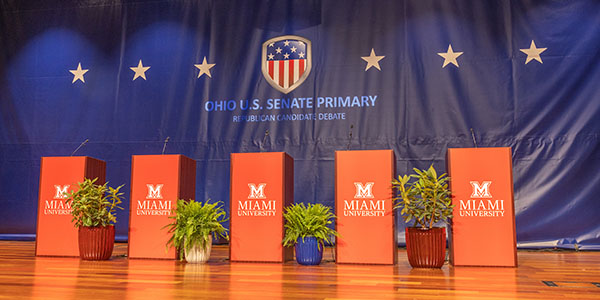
[
  {"x1": 128, "y1": 155, "x2": 196, "y2": 259},
  {"x1": 335, "y1": 150, "x2": 396, "y2": 265},
  {"x1": 229, "y1": 152, "x2": 293, "y2": 262},
  {"x1": 447, "y1": 147, "x2": 517, "y2": 267},
  {"x1": 36, "y1": 156, "x2": 106, "y2": 257}
]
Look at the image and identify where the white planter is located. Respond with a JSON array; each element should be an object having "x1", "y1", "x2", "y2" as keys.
[{"x1": 184, "y1": 235, "x2": 212, "y2": 263}]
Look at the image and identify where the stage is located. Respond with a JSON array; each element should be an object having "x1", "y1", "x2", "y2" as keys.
[{"x1": 0, "y1": 241, "x2": 598, "y2": 299}]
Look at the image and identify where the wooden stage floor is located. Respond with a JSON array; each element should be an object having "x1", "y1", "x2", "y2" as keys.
[{"x1": 0, "y1": 241, "x2": 598, "y2": 299}]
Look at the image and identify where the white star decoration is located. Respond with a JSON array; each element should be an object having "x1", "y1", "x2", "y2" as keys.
[
  {"x1": 69, "y1": 63, "x2": 89, "y2": 83},
  {"x1": 438, "y1": 44, "x2": 463, "y2": 68},
  {"x1": 130, "y1": 59, "x2": 150, "y2": 81},
  {"x1": 64, "y1": 39, "x2": 552, "y2": 84},
  {"x1": 520, "y1": 40, "x2": 547, "y2": 64},
  {"x1": 361, "y1": 48, "x2": 385, "y2": 71},
  {"x1": 268, "y1": 53, "x2": 274, "y2": 60},
  {"x1": 194, "y1": 57, "x2": 216, "y2": 78}
]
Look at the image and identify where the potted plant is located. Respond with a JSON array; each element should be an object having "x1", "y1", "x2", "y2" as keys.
[
  {"x1": 392, "y1": 165, "x2": 453, "y2": 268},
  {"x1": 164, "y1": 199, "x2": 229, "y2": 263},
  {"x1": 65, "y1": 178, "x2": 124, "y2": 260},
  {"x1": 282, "y1": 203, "x2": 339, "y2": 265}
]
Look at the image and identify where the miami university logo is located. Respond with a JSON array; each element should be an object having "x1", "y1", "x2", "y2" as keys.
[
  {"x1": 353, "y1": 182, "x2": 375, "y2": 199},
  {"x1": 146, "y1": 184, "x2": 164, "y2": 199},
  {"x1": 46, "y1": 184, "x2": 72, "y2": 215},
  {"x1": 344, "y1": 182, "x2": 385, "y2": 217},
  {"x1": 262, "y1": 35, "x2": 312, "y2": 94},
  {"x1": 53, "y1": 185, "x2": 70, "y2": 199},
  {"x1": 248, "y1": 183, "x2": 267, "y2": 199},
  {"x1": 470, "y1": 181, "x2": 492, "y2": 198}
]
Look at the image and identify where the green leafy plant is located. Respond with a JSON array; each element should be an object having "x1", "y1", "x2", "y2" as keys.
[
  {"x1": 392, "y1": 165, "x2": 453, "y2": 229},
  {"x1": 282, "y1": 203, "x2": 339, "y2": 249},
  {"x1": 65, "y1": 178, "x2": 124, "y2": 228},
  {"x1": 164, "y1": 199, "x2": 229, "y2": 260}
]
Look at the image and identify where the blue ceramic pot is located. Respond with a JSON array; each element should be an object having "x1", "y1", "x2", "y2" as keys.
[{"x1": 295, "y1": 236, "x2": 323, "y2": 265}]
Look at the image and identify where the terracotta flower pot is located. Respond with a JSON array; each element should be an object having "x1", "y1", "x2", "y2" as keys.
[
  {"x1": 405, "y1": 227, "x2": 446, "y2": 268},
  {"x1": 78, "y1": 225, "x2": 115, "y2": 260},
  {"x1": 185, "y1": 235, "x2": 212, "y2": 263}
]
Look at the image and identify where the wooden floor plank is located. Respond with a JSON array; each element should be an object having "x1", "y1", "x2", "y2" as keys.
[{"x1": 0, "y1": 241, "x2": 598, "y2": 299}]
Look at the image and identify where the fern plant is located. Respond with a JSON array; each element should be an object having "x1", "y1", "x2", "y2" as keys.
[
  {"x1": 164, "y1": 199, "x2": 229, "y2": 260},
  {"x1": 282, "y1": 203, "x2": 339, "y2": 249},
  {"x1": 392, "y1": 165, "x2": 454, "y2": 229},
  {"x1": 65, "y1": 178, "x2": 124, "y2": 228}
]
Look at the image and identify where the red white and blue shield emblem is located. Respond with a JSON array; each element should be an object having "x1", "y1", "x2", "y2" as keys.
[{"x1": 262, "y1": 35, "x2": 312, "y2": 94}]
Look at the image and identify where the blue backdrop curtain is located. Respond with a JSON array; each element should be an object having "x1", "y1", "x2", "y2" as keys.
[{"x1": 1, "y1": 0, "x2": 599, "y2": 249}]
